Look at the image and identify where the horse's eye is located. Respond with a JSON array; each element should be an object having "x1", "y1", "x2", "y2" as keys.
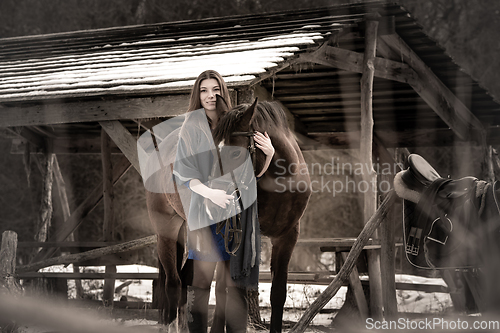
[{"x1": 232, "y1": 150, "x2": 241, "y2": 158}]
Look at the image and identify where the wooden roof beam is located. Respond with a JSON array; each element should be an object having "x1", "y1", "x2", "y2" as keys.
[
  {"x1": 11, "y1": 137, "x2": 122, "y2": 154},
  {"x1": 376, "y1": 33, "x2": 486, "y2": 143},
  {"x1": 99, "y1": 120, "x2": 141, "y2": 174},
  {"x1": 297, "y1": 43, "x2": 418, "y2": 85},
  {"x1": 306, "y1": 127, "x2": 497, "y2": 149},
  {"x1": 6, "y1": 126, "x2": 46, "y2": 149},
  {"x1": 0, "y1": 94, "x2": 189, "y2": 127}
]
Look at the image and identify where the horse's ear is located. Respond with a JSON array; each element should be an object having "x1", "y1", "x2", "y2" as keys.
[
  {"x1": 216, "y1": 94, "x2": 230, "y2": 113},
  {"x1": 241, "y1": 97, "x2": 258, "y2": 126}
]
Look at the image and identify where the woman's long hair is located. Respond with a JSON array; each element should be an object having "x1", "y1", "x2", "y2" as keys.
[{"x1": 188, "y1": 70, "x2": 232, "y2": 127}]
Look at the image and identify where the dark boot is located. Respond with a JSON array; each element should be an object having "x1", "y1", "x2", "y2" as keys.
[
  {"x1": 209, "y1": 281, "x2": 226, "y2": 333},
  {"x1": 187, "y1": 286, "x2": 211, "y2": 333},
  {"x1": 225, "y1": 287, "x2": 248, "y2": 333}
]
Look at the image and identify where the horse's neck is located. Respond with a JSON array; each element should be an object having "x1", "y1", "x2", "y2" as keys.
[
  {"x1": 268, "y1": 133, "x2": 303, "y2": 177},
  {"x1": 257, "y1": 133, "x2": 309, "y2": 193}
]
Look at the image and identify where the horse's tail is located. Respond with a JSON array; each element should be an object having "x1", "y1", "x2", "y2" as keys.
[{"x1": 154, "y1": 256, "x2": 168, "y2": 325}]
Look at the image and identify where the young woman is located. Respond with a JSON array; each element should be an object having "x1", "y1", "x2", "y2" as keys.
[{"x1": 173, "y1": 70, "x2": 274, "y2": 333}]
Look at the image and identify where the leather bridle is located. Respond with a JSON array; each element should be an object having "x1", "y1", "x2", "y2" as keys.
[
  {"x1": 231, "y1": 130, "x2": 256, "y2": 171},
  {"x1": 215, "y1": 128, "x2": 256, "y2": 256}
]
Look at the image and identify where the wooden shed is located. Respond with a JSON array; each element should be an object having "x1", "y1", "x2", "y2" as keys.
[
  {"x1": 2, "y1": 1, "x2": 499, "y2": 147},
  {"x1": 1, "y1": 0, "x2": 499, "y2": 322}
]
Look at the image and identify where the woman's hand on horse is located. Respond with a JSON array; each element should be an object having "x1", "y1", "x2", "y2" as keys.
[
  {"x1": 207, "y1": 188, "x2": 234, "y2": 208},
  {"x1": 254, "y1": 131, "x2": 274, "y2": 157}
]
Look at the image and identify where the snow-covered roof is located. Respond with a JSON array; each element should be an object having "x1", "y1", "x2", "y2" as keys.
[
  {"x1": 1, "y1": 0, "x2": 372, "y2": 105},
  {"x1": 0, "y1": 32, "x2": 326, "y2": 102}
]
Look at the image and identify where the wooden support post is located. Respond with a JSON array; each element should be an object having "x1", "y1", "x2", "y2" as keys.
[
  {"x1": 290, "y1": 191, "x2": 396, "y2": 333},
  {"x1": 0, "y1": 231, "x2": 21, "y2": 295},
  {"x1": 35, "y1": 139, "x2": 54, "y2": 246},
  {"x1": 30, "y1": 156, "x2": 131, "y2": 263},
  {"x1": 101, "y1": 129, "x2": 116, "y2": 306},
  {"x1": 341, "y1": 252, "x2": 369, "y2": 320},
  {"x1": 374, "y1": 136, "x2": 399, "y2": 319},
  {"x1": 53, "y1": 156, "x2": 84, "y2": 298},
  {"x1": 360, "y1": 16, "x2": 383, "y2": 320},
  {"x1": 17, "y1": 235, "x2": 157, "y2": 273}
]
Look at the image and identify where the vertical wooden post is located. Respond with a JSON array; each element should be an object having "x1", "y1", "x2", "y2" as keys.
[
  {"x1": 374, "y1": 137, "x2": 399, "y2": 319},
  {"x1": 35, "y1": 139, "x2": 55, "y2": 246},
  {"x1": 101, "y1": 129, "x2": 116, "y2": 306},
  {"x1": 360, "y1": 16, "x2": 383, "y2": 320},
  {"x1": 0, "y1": 231, "x2": 21, "y2": 295},
  {"x1": 341, "y1": 252, "x2": 369, "y2": 320},
  {"x1": 53, "y1": 156, "x2": 83, "y2": 298}
]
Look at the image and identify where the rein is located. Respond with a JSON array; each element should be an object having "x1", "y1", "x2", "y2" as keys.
[{"x1": 215, "y1": 129, "x2": 256, "y2": 256}]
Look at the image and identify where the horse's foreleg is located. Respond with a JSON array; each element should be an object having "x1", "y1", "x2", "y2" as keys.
[{"x1": 269, "y1": 228, "x2": 299, "y2": 333}]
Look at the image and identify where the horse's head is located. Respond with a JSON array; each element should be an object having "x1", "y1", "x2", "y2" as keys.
[
  {"x1": 213, "y1": 95, "x2": 268, "y2": 178},
  {"x1": 213, "y1": 94, "x2": 301, "y2": 179}
]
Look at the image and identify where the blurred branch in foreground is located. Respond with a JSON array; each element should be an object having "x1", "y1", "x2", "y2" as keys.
[{"x1": 0, "y1": 292, "x2": 152, "y2": 333}]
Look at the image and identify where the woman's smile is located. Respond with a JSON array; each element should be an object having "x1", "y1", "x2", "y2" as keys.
[{"x1": 199, "y1": 78, "x2": 220, "y2": 111}]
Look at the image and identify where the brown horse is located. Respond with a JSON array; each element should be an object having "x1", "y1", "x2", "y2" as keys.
[{"x1": 144, "y1": 96, "x2": 311, "y2": 333}]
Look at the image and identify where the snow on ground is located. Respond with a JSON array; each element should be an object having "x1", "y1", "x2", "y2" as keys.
[
  {"x1": 13, "y1": 264, "x2": 454, "y2": 332},
  {"x1": 39, "y1": 264, "x2": 453, "y2": 320},
  {"x1": 44, "y1": 264, "x2": 452, "y2": 315}
]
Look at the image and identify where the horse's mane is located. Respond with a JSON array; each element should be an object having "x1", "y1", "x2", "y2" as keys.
[{"x1": 213, "y1": 100, "x2": 291, "y2": 144}]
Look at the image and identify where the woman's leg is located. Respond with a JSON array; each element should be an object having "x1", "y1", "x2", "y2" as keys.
[
  {"x1": 188, "y1": 260, "x2": 217, "y2": 333},
  {"x1": 223, "y1": 261, "x2": 248, "y2": 333},
  {"x1": 192, "y1": 260, "x2": 217, "y2": 289},
  {"x1": 210, "y1": 261, "x2": 227, "y2": 333}
]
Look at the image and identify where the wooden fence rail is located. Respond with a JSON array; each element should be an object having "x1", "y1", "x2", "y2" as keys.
[
  {"x1": 14, "y1": 271, "x2": 448, "y2": 293},
  {"x1": 16, "y1": 235, "x2": 157, "y2": 273}
]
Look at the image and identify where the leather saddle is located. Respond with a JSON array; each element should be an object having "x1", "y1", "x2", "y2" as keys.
[
  {"x1": 401, "y1": 154, "x2": 477, "y2": 199},
  {"x1": 397, "y1": 154, "x2": 482, "y2": 269}
]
